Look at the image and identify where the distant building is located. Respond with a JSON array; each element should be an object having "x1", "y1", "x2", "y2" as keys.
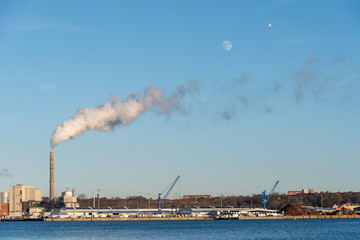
[
  {"x1": 1, "y1": 203, "x2": 8, "y2": 217},
  {"x1": 0, "y1": 192, "x2": 8, "y2": 203},
  {"x1": 9, "y1": 184, "x2": 42, "y2": 217},
  {"x1": 183, "y1": 195, "x2": 212, "y2": 201},
  {"x1": 288, "y1": 189, "x2": 316, "y2": 196},
  {"x1": 287, "y1": 191, "x2": 302, "y2": 196},
  {"x1": 302, "y1": 189, "x2": 315, "y2": 194},
  {"x1": 0, "y1": 192, "x2": 8, "y2": 217},
  {"x1": 61, "y1": 189, "x2": 79, "y2": 208},
  {"x1": 29, "y1": 207, "x2": 45, "y2": 218}
]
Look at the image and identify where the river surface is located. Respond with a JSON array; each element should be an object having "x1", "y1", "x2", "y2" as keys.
[{"x1": 1, "y1": 219, "x2": 360, "y2": 239}]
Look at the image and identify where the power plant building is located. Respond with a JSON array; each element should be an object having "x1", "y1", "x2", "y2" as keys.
[
  {"x1": 0, "y1": 192, "x2": 8, "y2": 204},
  {"x1": 61, "y1": 189, "x2": 79, "y2": 208},
  {"x1": 0, "y1": 192, "x2": 9, "y2": 217},
  {"x1": 9, "y1": 184, "x2": 42, "y2": 216}
]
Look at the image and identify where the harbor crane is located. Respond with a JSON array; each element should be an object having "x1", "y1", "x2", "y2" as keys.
[
  {"x1": 158, "y1": 174, "x2": 181, "y2": 213},
  {"x1": 261, "y1": 180, "x2": 279, "y2": 209}
]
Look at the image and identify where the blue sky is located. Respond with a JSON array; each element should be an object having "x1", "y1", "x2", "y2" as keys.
[{"x1": 0, "y1": 0, "x2": 359, "y2": 199}]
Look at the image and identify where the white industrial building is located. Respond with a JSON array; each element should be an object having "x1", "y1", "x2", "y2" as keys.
[
  {"x1": 180, "y1": 206, "x2": 281, "y2": 218},
  {"x1": 61, "y1": 189, "x2": 79, "y2": 208},
  {"x1": 46, "y1": 207, "x2": 177, "y2": 218},
  {"x1": 0, "y1": 192, "x2": 8, "y2": 204}
]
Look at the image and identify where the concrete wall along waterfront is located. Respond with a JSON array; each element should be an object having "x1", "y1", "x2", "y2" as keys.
[{"x1": 43, "y1": 214, "x2": 360, "y2": 222}]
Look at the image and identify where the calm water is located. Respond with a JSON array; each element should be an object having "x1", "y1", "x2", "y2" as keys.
[{"x1": 1, "y1": 219, "x2": 360, "y2": 239}]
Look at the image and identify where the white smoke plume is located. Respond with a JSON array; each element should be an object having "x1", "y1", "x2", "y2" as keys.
[
  {"x1": 0, "y1": 168, "x2": 12, "y2": 178},
  {"x1": 51, "y1": 80, "x2": 199, "y2": 147}
]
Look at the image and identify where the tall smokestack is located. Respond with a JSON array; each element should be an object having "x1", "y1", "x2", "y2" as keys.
[{"x1": 50, "y1": 151, "x2": 54, "y2": 209}]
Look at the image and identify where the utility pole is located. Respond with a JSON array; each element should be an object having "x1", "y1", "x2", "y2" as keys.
[
  {"x1": 321, "y1": 193, "x2": 323, "y2": 210},
  {"x1": 97, "y1": 189, "x2": 100, "y2": 212},
  {"x1": 220, "y1": 194, "x2": 223, "y2": 211}
]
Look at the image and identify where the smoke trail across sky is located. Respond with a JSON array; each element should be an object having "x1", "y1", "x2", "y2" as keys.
[
  {"x1": 0, "y1": 168, "x2": 12, "y2": 178},
  {"x1": 51, "y1": 81, "x2": 198, "y2": 147}
]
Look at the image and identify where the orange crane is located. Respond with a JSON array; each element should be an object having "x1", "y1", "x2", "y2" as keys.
[{"x1": 335, "y1": 203, "x2": 350, "y2": 211}]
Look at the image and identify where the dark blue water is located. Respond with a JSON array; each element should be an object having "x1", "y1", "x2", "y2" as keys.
[{"x1": 1, "y1": 219, "x2": 360, "y2": 239}]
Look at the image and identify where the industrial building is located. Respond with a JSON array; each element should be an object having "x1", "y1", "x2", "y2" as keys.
[
  {"x1": 60, "y1": 189, "x2": 79, "y2": 208},
  {"x1": 9, "y1": 184, "x2": 42, "y2": 217},
  {"x1": 0, "y1": 192, "x2": 8, "y2": 204},
  {"x1": 43, "y1": 206, "x2": 280, "y2": 219},
  {"x1": 47, "y1": 207, "x2": 177, "y2": 218},
  {"x1": 0, "y1": 203, "x2": 8, "y2": 217},
  {"x1": 302, "y1": 189, "x2": 316, "y2": 194},
  {"x1": 179, "y1": 206, "x2": 280, "y2": 218},
  {"x1": 0, "y1": 192, "x2": 9, "y2": 218},
  {"x1": 288, "y1": 189, "x2": 316, "y2": 196},
  {"x1": 288, "y1": 191, "x2": 302, "y2": 196},
  {"x1": 183, "y1": 195, "x2": 212, "y2": 201}
]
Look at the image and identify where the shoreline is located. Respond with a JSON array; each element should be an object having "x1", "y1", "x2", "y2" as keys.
[
  {"x1": 1, "y1": 215, "x2": 359, "y2": 222},
  {"x1": 41, "y1": 215, "x2": 360, "y2": 222}
]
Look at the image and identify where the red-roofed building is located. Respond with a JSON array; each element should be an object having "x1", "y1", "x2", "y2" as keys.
[
  {"x1": 183, "y1": 195, "x2": 212, "y2": 201},
  {"x1": 287, "y1": 191, "x2": 302, "y2": 196}
]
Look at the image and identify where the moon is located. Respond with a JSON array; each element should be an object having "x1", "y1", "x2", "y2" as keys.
[{"x1": 222, "y1": 40, "x2": 232, "y2": 51}]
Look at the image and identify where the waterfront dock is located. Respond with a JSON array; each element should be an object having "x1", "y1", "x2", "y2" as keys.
[{"x1": 41, "y1": 214, "x2": 360, "y2": 222}]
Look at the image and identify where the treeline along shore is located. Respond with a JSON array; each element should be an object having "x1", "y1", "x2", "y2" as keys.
[{"x1": 73, "y1": 191, "x2": 360, "y2": 210}]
